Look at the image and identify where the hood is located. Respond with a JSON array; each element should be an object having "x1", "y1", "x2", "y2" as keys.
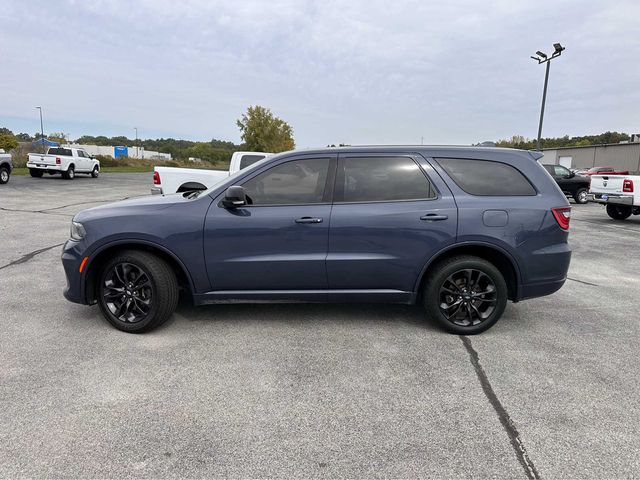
[{"x1": 74, "y1": 193, "x2": 200, "y2": 222}]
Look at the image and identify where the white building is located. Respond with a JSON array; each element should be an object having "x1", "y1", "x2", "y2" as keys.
[{"x1": 68, "y1": 144, "x2": 172, "y2": 161}]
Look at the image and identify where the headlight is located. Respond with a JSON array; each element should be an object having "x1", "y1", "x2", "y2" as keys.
[{"x1": 70, "y1": 221, "x2": 86, "y2": 241}]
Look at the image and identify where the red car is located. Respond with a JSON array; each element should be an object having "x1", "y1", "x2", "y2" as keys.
[{"x1": 577, "y1": 166, "x2": 629, "y2": 176}]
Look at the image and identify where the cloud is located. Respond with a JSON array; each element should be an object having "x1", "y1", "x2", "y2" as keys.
[{"x1": 0, "y1": 0, "x2": 638, "y2": 145}]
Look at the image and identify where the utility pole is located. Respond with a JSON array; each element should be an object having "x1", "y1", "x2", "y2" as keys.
[
  {"x1": 531, "y1": 43, "x2": 565, "y2": 150},
  {"x1": 36, "y1": 106, "x2": 44, "y2": 153}
]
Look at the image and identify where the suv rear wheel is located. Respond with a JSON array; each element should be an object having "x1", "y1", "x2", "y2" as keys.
[
  {"x1": 423, "y1": 255, "x2": 508, "y2": 334},
  {"x1": 606, "y1": 204, "x2": 632, "y2": 220},
  {"x1": 97, "y1": 250, "x2": 179, "y2": 333}
]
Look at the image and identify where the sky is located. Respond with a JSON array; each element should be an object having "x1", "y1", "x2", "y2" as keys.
[{"x1": 1, "y1": 0, "x2": 639, "y2": 147}]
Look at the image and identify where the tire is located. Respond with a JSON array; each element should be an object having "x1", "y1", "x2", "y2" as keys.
[
  {"x1": 63, "y1": 165, "x2": 75, "y2": 180},
  {"x1": 606, "y1": 204, "x2": 632, "y2": 220},
  {"x1": 29, "y1": 168, "x2": 44, "y2": 178},
  {"x1": 573, "y1": 188, "x2": 589, "y2": 204},
  {"x1": 0, "y1": 167, "x2": 9, "y2": 184},
  {"x1": 423, "y1": 255, "x2": 508, "y2": 335},
  {"x1": 97, "y1": 250, "x2": 179, "y2": 333},
  {"x1": 91, "y1": 166, "x2": 99, "y2": 178}
]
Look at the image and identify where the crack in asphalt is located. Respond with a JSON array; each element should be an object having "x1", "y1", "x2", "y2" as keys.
[
  {"x1": 460, "y1": 336, "x2": 541, "y2": 480},
  {"x1": 0, "y1": 243, "x2": 65, "y2": 271},
  {"x1": 567, "y1": 277, "x2": 599, "y2": 287},
  {"x1": 0, "y1": 196, "x2": 133, "y2": 215}
]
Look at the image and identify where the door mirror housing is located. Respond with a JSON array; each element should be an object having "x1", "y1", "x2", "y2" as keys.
[
  {"x1": 222, "y1": 185, "x2": 247, "y2": 208},
  {"x1": 566, "y1": 171, "x2": 575, "y2": 179}
]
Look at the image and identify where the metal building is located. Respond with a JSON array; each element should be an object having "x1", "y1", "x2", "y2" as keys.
[{"x1": 542, "y1": 141, "x2": 640, "y2": 173}]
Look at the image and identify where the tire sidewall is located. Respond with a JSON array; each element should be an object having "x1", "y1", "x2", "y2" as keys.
[
  {"x1": 92, "y1": 167, "x2": 99, "y2": 178},
  {"x1": 67, "y1": 167, "x2": 75, "y2": 179},
  {"x1": 424, "y1": 257, "x2": 508, "y2": 335},
  {"x1": 575, "y1": 188, "x2": 588, "y2": 204},
  {"x1": 0, "y1": 167, "x2": 9, "y2": 184}
]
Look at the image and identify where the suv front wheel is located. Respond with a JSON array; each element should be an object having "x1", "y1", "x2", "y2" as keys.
[
  {"x1": 424, "y1": 255, "x2": 508, "y2": 334},
  {"x1": 97, "y1": 250, "x2": 179, "y2": 333}
]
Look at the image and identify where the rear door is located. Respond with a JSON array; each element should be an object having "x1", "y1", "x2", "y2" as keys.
[
  {"x1": 326, "y1": 153, "x2": 457, "y2": 294},
  {"x1": 590, "y1": 175, "x2": 626, "y2": 194}
]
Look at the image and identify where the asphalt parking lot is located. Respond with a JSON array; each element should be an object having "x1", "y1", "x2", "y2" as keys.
[{"x1": 1, "y1": 173, "x2": 639, "y2": 478}]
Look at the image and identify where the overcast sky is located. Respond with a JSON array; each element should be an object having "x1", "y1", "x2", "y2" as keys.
[{"x1": 1, "y1": 0, "x2": 638, "y2": 147}]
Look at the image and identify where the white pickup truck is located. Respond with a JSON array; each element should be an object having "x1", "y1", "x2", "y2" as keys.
[
  {"x1": 27, "y1": 146, "x2": 100, "y2": 180},
  {"x1": 151, "y1": 151, "x2": 272, "y2": 194},
  {"x1": 588, "y1": 174, "x2": 640, "y2": 220}
]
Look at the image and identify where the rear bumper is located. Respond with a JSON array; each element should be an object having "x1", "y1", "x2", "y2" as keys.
[
  {"x1": 151, "y1": 186, "x2": 163, "y2": 195},
  {"x1": 518, "y1": 242, "x2": 571, "y2": 301},
  {"x1": 587, "y1": 193, "x2": 634, "y2": 206},
  {"x1": 27, "y1": 162, "x2": 64, "y2": 171}
]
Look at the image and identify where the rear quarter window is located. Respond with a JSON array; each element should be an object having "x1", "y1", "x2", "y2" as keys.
[{"x1": 437, "y1": 158, "x2": 536, "y2": 196}]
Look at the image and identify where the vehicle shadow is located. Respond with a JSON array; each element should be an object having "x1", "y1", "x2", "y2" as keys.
[{"x1": 167, "y1": 300, "x2": 439, "y2": 331}]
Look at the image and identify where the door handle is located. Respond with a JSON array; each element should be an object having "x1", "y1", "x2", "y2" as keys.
[
  {"x1": 295, "y1": 217, "x2": 323, "y2": 224},
  {"x1": 420, "y1": 213, "x2": 448, "y2": 221}
]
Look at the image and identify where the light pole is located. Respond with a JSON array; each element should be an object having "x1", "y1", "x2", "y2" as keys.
[
  {"x1": 134, "y1": 127, "x2": 138, "y2": 158},
  {"x1": 531, "y1": 43, "x2": 565, "y2": 150},
  {"x1": 36, "y1": 106, "x2": 44, "y2": 153}
]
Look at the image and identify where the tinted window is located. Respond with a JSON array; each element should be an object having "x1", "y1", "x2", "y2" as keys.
[
  {"x1": 243, "y1": 158, "x2": 329, "y2": 205},
  {"x1": 48, "y1": 148, "x2": 72, "y2": 156},
  {"x1": 438, "y1": 158, "x2": 536, "y2": 196},
  {"x1": 339, "y1": 156, "x2": 434, "y2": 202},
  {"x1": 553, "y1": 165, "x2": 571, "y2": 177},
  {"x1": 77, "y1": 150, "x2": 86, "y2": 158},
  {"x1": 239, "y1": 154, "x2": 266, "y2": 169}
]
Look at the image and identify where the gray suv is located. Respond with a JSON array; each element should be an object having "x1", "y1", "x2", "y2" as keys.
[{"x1": 62, "y1": 146, "x2": 572, "y2": 334}]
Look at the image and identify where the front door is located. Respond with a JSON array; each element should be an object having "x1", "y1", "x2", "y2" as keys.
[
  {"x1": 327, "y1": 153, "x2": 458, "y2": 293},
  {"x1": 203, "y1": 154, "x2": 336, "y2": 291}
]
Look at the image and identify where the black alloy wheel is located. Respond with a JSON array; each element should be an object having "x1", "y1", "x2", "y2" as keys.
[
  {"x1": 424, "y1": 255, "x2": 507, "y2": 334},
  {"x1": 97, "y1": 250, "x2": 178, "y2": 333},
  {"x1": 102, "y1": 262, "x2": 153, "y2": 324},
  {"x1": 438, "y1": 269, "x2": 498, "y2": 327}
]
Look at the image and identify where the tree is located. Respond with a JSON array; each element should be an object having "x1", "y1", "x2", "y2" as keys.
[
  {"x1": 48, "y1": 132, "x2": 67, "y2": 144},
  {"x1": 236, "y1": 105, "x2": 295, "y2": 153},
  {"x1": 0, "y1": 133, "x2": 19, "y2": 151},
  {"x1": 15, "y1": 132, "x2": 33, "y2": 141}
]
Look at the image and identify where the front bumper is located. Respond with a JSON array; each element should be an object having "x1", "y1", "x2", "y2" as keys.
[
  {"x1": 61, "y1": 240, "x2": 90, "y2": 304},
  {"x1": 587, "y1": 193, "x2": 634, "y2": 206}
]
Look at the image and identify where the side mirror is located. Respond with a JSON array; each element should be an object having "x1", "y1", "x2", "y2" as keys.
[
  {"x1": 222, "y1": 185, "x2": 247, "y2": 208},
  {"x1": 567, "y1": 171, "x2": 575, "y2": 179}
]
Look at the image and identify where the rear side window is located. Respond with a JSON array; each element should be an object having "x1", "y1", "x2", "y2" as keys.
[
  {"x1": 338, "y1": 156, "x2": 435, "y2": 202},
  {"x1": 239, "y1": 154, "x2": 266, "y2": 169},
  {"x1": 437, "y1": 158, "x2": 536, "y2": 196}
]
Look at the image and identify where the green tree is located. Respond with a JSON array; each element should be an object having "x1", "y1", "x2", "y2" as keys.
[
  {"x1": 0, "y1": 133, "x2": 19, "y2": 151},
  {"x1": 236, "y1": 105, "x2": 295, "y2": 153}
]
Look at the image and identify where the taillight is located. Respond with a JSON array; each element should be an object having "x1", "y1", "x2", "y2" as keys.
[
  {"x1": 56, "y1": 157, "x2": 61, "y2": 165},
  {"x1": 623, "y1": 179, "x2": 634, "y2": 192},
  {"x1": 551, "y1": 207, "x2": 571, "y2": 230},
  {"x1": 153, "y1": 171, "x2": 160, "y2": 185}
]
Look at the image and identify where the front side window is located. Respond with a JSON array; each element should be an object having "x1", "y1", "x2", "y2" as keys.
[
  {"x1": 242, "y1": 158, "x2": 330, "y2": 205},
  {"x1": 553, "y1": 165, "x2": 571, "y2": 177},
  {"x1": 77, "y1": 150, "x2": 86, "y2": 158},
  {"x1": 339, "y1": 156, "x2": 435, "y2": 202},
  {"x1": 438, "y1": 158, "x2": 536, "y2": 196}
]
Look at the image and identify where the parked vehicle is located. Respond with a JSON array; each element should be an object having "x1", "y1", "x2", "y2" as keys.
[
  {"x1": 588, "y1": 174, "x2": 640, "y2": 219},
  {"x1": 152, "y1": 151, "x2": 272, "y2": 194},
  {"x1": 577, "y1": 166, "x2": 630, "y2": 176},
  {"x1": 62, "y1": 146, "x2": 571, "y2": 335},
  {"x1": 27, "y1": 147, "x2": 100, "y2": 179},
  {"x1": 0, "y1": 149, "x2": 12, "y2": 184},
  {"x1": 542, "y1": 164, "x2": 592, "y2": 204}
]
